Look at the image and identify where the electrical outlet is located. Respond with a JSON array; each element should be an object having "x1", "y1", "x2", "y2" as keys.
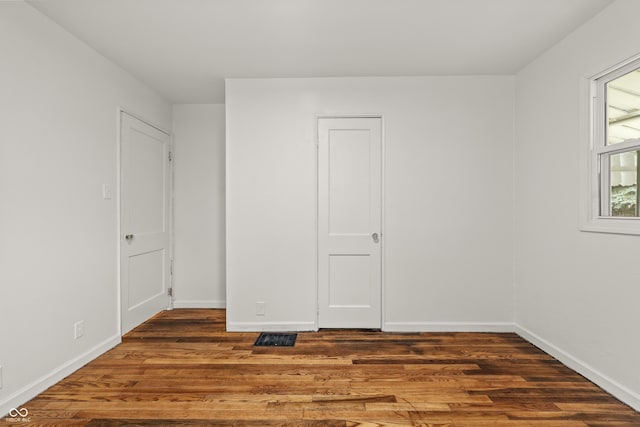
[
  {"x1": 74, "y1": 320, "x2": 84, "y2": 339},
  {"x1": 0, "y1": 365, "x2": 3, "y2": 389},
  {"x1": 256, "y1": 301, "x2": 266, "y2": 316}
]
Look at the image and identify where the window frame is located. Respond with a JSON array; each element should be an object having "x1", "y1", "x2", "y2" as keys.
[{"x1": 581, "y1": 56, "x2": 640, "y2": 235}]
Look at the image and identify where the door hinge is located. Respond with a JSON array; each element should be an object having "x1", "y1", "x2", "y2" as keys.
[
  {"x1": 168, "y1": 260, "x2": 174, "y2": 298},
  {"x1": 168, "y1": 151, "x2": 173, "y2": 162}
]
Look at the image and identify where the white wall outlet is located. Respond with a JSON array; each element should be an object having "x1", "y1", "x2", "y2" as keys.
[
  {"x1": 0, "y1": 365, "x2": 3, "y2": 389},
  {"x1": 256, "y1": 301, "x2": 266, "y2": 316},
  {"x1": 74, "y1": 320, "x2": 84, "y2": 339}
]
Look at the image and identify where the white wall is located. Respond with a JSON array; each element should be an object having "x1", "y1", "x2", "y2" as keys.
[
  {"x1": 172, "y1": 104, "x2": 226, "y2": 308},
  {"x1": 514, "y1": 0, "x2": 640, "y2": 410},
  {"x1": 226, "y1": 76, "x2": 515, "y2": 332},
  {"x1": 0, "y1": 2, "x2": 171, "y2": 415}
]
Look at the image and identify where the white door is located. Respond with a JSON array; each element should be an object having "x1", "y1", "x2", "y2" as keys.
[
  {"x1": 120, "y1": 112, "x2": 171, "y2": 334},
  {"x1": 318, "y1": 117, "x2": 382, "y2": 329}
]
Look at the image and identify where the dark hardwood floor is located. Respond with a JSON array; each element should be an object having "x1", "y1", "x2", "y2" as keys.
[{"x1": 6, "y1": 309, "x2": 639, "y2": 426}]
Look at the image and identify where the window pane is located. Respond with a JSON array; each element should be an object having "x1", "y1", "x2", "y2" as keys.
[
  {"x1": 609, "y1": 150, "x2": 638, "y2": 217},
  {"x1": 607, "y1": 69, "x2": 640, "y2": 145}
]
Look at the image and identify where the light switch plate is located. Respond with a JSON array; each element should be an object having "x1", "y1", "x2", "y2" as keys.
[{"x1": 102, "y1": 184, "x2": 112, "y2": 200}]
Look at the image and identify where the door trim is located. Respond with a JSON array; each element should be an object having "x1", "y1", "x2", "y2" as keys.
[
  {"x1": 315, "y1": 115, "x2": 385, "y2": 330},
  {"x1": 117, "y1": 108, "x2": 173, "y2": 337}
]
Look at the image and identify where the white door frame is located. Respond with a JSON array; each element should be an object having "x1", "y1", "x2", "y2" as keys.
[
  {"x1": 315, "y1": 115, "x2": 385, "y2": 330},
  {"x1": 117, "y1": 108, "x2": 174, "y2": 337}
]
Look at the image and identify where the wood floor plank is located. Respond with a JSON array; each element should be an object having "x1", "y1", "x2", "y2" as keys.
[{"x1": 8, "y1": 309, "x2": 639, "y2": 426}]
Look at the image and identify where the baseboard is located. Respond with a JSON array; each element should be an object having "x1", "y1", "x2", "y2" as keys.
[
  {"x1": 383, "y1": 321, "x2": 515, "y2": 333},
  {"x1": 172, "y1": 300, "x2": 226, "y2": 309},
  {"x1": 515, "y1": 324, "x2": 640, "y2": 412},
  {"x1": 227, "y1": 321, "x2": 317, "y2": 332},
  {"x1": 0, "y1": 334, "x2": 121, "y2": 417}
]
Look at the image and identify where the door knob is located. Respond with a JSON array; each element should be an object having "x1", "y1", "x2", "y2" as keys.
[
  {"x1": 125, "y1": 234, "x2": 134, "y2": 241},
  {"x1": 372, "y1": 232, "x2": 379, "y2": 243}
]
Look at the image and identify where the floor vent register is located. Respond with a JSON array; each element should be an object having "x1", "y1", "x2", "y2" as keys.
[{"x1": 254, "y1": 333, "x2": 297, "y2": 347}]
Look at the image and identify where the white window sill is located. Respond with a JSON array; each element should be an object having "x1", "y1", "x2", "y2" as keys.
[{"x1": 580, "y1": 217, "x2": 640, "y2": 236}]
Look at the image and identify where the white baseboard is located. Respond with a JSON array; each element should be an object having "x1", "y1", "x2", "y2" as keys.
[
  {"x1": 172, "y1": 300, "x2": 226, "y2": 309},
  {"x1": 227, "y1": 321, "x2": 317, "y2": 332},
  {"x1": 515, "y1": 324, "x2": 640, "y2": 412},
  {"x1": 383, "y1": 321, "x2": 515, "y2": 333},
  {"x1": 0, "y1": 334, "x2": 121, "y2": 417}
]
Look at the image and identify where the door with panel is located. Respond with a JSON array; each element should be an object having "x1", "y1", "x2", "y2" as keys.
[
  {"x1": 318, "y1": 117, "x2": 382, "y2": 329},
  {"x1": 120, "y1": 112, "x2": 171, "y2": 334}
]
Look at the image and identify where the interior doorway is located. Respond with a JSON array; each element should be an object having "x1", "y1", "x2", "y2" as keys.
[
  {"x1": 317, "y1": 117, "x2": 382, "y2": 328},
  {"x1": 120, "y1": 111, "x2": 172, "y2": 334}
]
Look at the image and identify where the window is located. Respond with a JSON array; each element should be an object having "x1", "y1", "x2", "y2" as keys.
[{"x1": 584, "y1": 57, "x2": 640, "y2": 234}]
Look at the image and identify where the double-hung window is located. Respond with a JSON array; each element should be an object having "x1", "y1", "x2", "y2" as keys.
[{"x1": 586, "y1": 58, "x2": 640, "y2": 234}]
